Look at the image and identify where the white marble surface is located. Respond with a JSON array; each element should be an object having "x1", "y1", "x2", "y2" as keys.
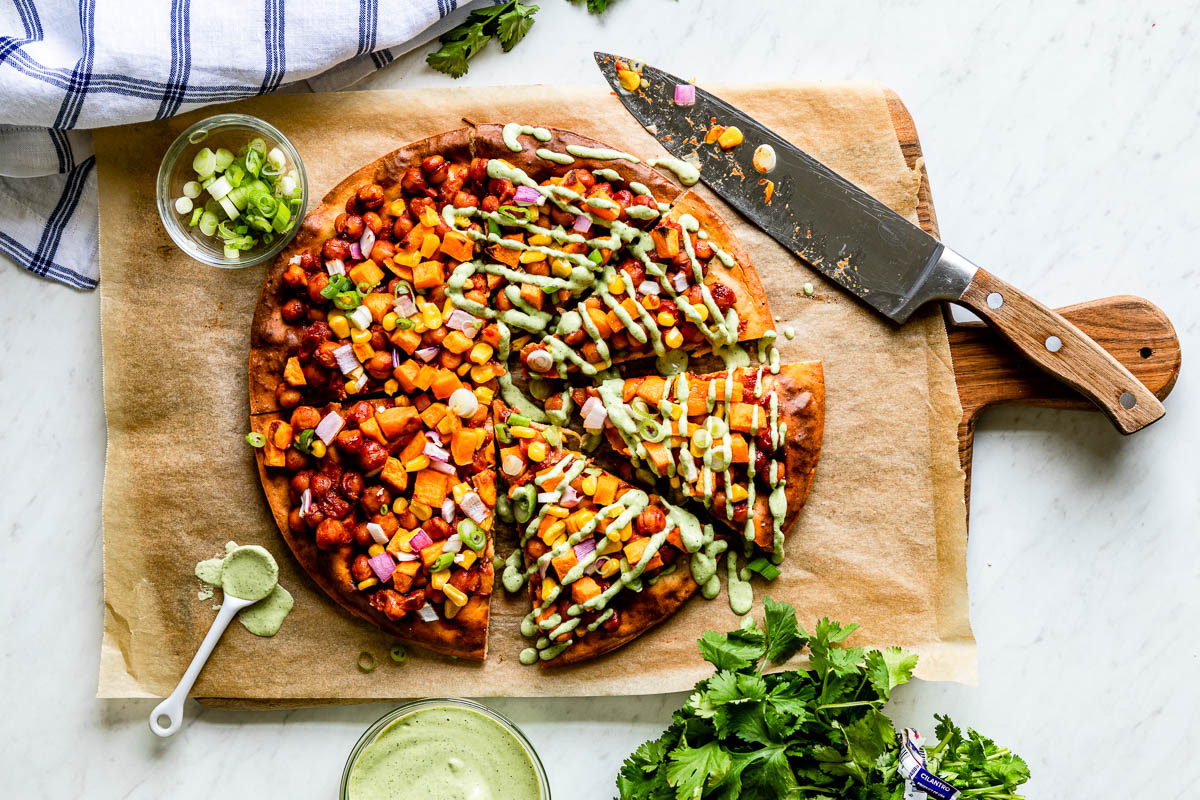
[{"x1": 3, "y1": 1, "x2": 1198, "y2": 796}]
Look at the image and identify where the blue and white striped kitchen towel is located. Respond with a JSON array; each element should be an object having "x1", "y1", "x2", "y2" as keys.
[{"x1": 0, "y1": 0, "x2": 485, "y2": 289}]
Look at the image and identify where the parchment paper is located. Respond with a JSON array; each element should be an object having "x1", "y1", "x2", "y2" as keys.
[{"x1": 97, "y1": 84, "x2": 974, "y2": 701}]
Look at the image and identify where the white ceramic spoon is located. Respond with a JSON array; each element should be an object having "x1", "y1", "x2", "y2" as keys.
[{"x1": 149, "y1": 544, "x2": 278, "y2": 737}]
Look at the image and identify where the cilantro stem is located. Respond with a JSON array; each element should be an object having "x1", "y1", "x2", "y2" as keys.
[{"x1": 815, "y1": 699, "x2": 883, "y2": 712}]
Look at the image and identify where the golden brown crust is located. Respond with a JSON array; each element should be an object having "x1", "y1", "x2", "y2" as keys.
[
  {"x1": 250, "y1": 413, "x2": 489, "y2": 661},
  {"x1": 248, "y1": 128, "x2": 476, "y2": 414}
]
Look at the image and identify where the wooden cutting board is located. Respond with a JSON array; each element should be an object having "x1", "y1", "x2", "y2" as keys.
[{"x1": 886, "y1": 92, "x2": 1183, "y2": 517}]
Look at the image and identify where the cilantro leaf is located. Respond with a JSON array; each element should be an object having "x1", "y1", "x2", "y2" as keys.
[
  {"x1": 666, "y1": 740, "x2": 731, "y2": 799},
  {"x1": 763, "y1": 597, "x2": 807, "y2": 665},
  {"x1": 495, "y1": 1, "x2": 538, "y2": 51},
  {"x1": 864, "y1": 646, "x2": 919, "y2": 701},
  {"x1": 568, "y1": 0, "x2": 615, "y2": 11},
  {"x1": 425, "y1": 22, "x2": 489, "y2": 78},
  {"x1": 425, "y1": 1, "x2": 540, "y2": 78},
  {"x1": 698, "y1": 625, "x2": 766, "y2": 672}
]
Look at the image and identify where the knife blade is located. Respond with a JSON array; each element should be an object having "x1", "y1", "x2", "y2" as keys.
[{"x1": 595, "y1": 52, "x2": 1165, "y2": 434}]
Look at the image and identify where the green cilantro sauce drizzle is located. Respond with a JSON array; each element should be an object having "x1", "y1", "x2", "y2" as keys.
[
  {"x1": 501, "y1": 123, "x2": 551, "y2": 152},
  {"x1": 535, "y1": 148, "x2": 575, "y2": 165},
  {"x1": 564, "y1": 144, "x2": 641, "y2": 163},
  {"x1": 647, "y1": 156, "x2": 700, "y2": 186}
]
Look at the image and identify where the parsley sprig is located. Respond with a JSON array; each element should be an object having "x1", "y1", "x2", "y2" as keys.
[
  {"x1": 617, "y1": 598, "x2": 1030, "y2": 800},
  {"x1": 426, "y1": 0, "x2": 618, "y2": 78}
]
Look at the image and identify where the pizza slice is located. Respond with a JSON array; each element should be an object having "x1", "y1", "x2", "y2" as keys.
[
  {"x1": 579, "y1": 362, "x2": 824, "y2": 553},
  {"x1": 253, "y1": 390, "x2": 497, "y2": 660},
  {"x1": 493, "y1": 401, "x2": 719, "y2": 667}
]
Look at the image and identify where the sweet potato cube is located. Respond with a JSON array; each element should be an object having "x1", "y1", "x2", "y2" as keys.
[
  {"x1": 430, "y1": 369, "x2": 464, "y2": 400},
  {"x1": 412, "y1": 260, "x2": 445, "y2": 290},
  {"x1": 642, "y1": 441, "x2": 672, "y2": 474},
  {"x1": 389, "y1": 328, "x2": 422, "y2": 355},
  {"x1": 488, "y1": 235, "x2": 523, "y2": 268},
  {"x1": 519, "y1": 282, "x2": 545, "y2": 311},
  {"x1": 391, "y1": 560, "x2": 421, "y2": 592},
  {"x1": 413, "y1": 469, "x2": 449, "y2": 508},
  {"x1": 262, "y1": 438, "x2": 286, "y2": 468},
  {"x1": 651, "y1": 227, "x2": 680, "y2": 258},
  {"x1": 622, "y1": 378, "x2": 642, "y2": 403},
  {"x1": 348, "y1": 260, "x2": 385, "y2": 289},
  {"x1": 728, "y1": 402, "x2": 760, "y2": 433},
  {"x1": 398, "y1": 431, "x2": 428, "y2": 464},
  {"x1": 439, "y1": 230, "x2": 474, "y2": 262},
  {"x1": 729, "y1": 434, "x2": 749, "y2": 463},
  {"x1": 381, "y1": 457, "x2": 409, "y2": 493},
  {"x1": 451, "y1": 428, "x2": 477, "y2": 466},
  {"x1": 419, "y1": 402, "x2": 447, "y2": 430},
  {"x1": 474, "y1": 468, "x2": 497, "y2": 506},
  {"x1": 377, "y1": 405, "x2": 418, "y2": 439},
  {"x1": 635, "y1": 376, "x2": 667, "y2": 405},
  {"x1": 359, "y1": 416, "x2": 387, "y2": 445},
  {"x1": 624, "y1": 537, "x2": 664, "y2": 571},
  {"x1": 666, "y1": 527, "x2": 686, "y2": 552},
  {"x1": 283, "y1": 356, "x2": 306, "y2": 386},
  {"x1": 442, "y1": 330, "x2": 474, "y2": 354},
  {"x1": 551, "y1": 549, "x2": 579, "y2": 582},
  {"x1": 594, "y1": 474, "x2": 619, "y2": 506},
  {"x1": 419, "y1": 541, "x2": 445, "y2": 569},
  {"x1": 571, "y1": 576, "x2": 602, "y2": 604},
  {"x1": 414, "y1": 364, "x2": 438, "y2": 391},
  {"x1": 394, "y1": 359, "x2": 420, "y2": 393},
  {"x1": 362, "y1": 292, "x2": 394, "y2": 323}
]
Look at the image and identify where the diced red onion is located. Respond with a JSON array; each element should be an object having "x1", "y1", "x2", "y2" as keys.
[
  {"x1": 333, "y1": 343, "x2": 358, "y2": 374},
  {"x1": 299, "y1": 489, "x2": 312, "y2": 516},
  {"x1": 442, "y1": 533, "x2": 462, "y2": 554},
  {"x1": 580, "y1": 396, "x2": 602, "y2": 419},
  {"x1": 353, "y1": 372, "x2": 368, "y2": 392},
  {"x1": 638, "y1": 280, "x2": 660, "y2": 295},
  {"x1": 460, "y1": 491, "x2": 488, "y2": 524},
  {"x1": 441, "y1": 498, "x2": 456, "y2": 523},
  {"x1": 583, "y1": 404, "x2": 608, "y2": 431},
  {"x1": 416, "y1": 346, "x2": 440, "y2": 362},
  {"x1": 560, "y1": 486, "x2": 581, "y2": 507},
  {"x1": 573, "y1": 537, "x2": 596, "y2": 563},
  {"x1": 584, "y1": 557, "x2": 601, "y2": 576},
  {"x1": 673, "y1": 272, "x2": 689, "y2": 292},
  {"x1": 359, "y1": 228, "x2": 376, "y2": 260},
  {"x1": 368, "y1": 553, "x2": 395, "y2": 582},
  {"x1": 349, "y1": 242, "x2": 363, "y2": 261},
  {"x1": 445, "y1": 309, "x2": 480, "y2": 334},
  {"x1": 347, "y1": 305, "x2": 373, "y2": 331},
  {"x1": 325, "y1": 259, "x2": 345, "y2": 276},
  {"x1": 417, "y1": 603, "x2": 438, "y2": 622},
  {"x1": 409, "y1": 529, "x2": 433, "y2": 552},
  {"x1": 573, "y1": 214, "x2": 592, "y2": 233},
  {"x1": 391, "y1": 349, "x2": 402, "y2": 369},
  {"x1": 513, "y1": 185, "x2": 543, "y2": 206},
  {"x1": 430, "y1": 460, "x2": 456, "y2": 475},
  {"x1": 366, "y1": 522, "x2": 389, "y2": 545},
  {"x1": 394, "y1": 551, "x2": 419, "y2": 562},
  {"x1": 289, "y1": 255, "x2": 302, "y2": 266},
  {"x1": 424, "y1": 442, "x2": 451, "y2": 462},
  {"x1": 502, "y1": 454, "x2": 525, "y2": 476},
  {"x1": 425, "y1": 430, "x2": 442, "y2": 446},
  {"x1": 538, "y1": 557, "x2": 550, "y2": 579},
  {"x1": 315, "y1": 412, "x2": 344, "y2": 445},
  {"x1": 395, "y1": 293, "x2": 417, "y2": 317},
  {"x1": 674, "y1": 83, "x2": 696, "y2": 106}
]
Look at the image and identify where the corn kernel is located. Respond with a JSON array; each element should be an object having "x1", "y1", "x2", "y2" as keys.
[
  {"x1": 541, "y1": 576, "x2": 558, "y2": 603},
  {"x1": 599, "y1": 558, "x2": 621, "y2": 578},
  {"x1": 381, "y1": 312, "x2": 398, "y2": 331},
  {"x1": 344, "y1": 380, "x2": 359, "y2": 396},
  {"x1": 353, "y1": 341, "x2": 374, "y2": 362},
  {"x1": 443, "y1": 599, "x2": 461, "y2": 619},
  {"x1": 519, "y1": 249, "x2": 547, "y2": 264},
  {"x1": 387, "y1": 198, "x2": 407, "y2": 217},
  {"x1": 607, "y1": 274, "x2": 626, "y2": 295},
  {"x1": 468, "y1": 342, "x2": 494, "y2": 365},
  {"x1": 581, "y1": 476, "x2": 598, "y2": 495},
  {"x1": 550, "y1": 258, "x2": 573, "y2": 278},
  {"x1": 617, "y1": 68, "x2": 641, "y2": 92},
  {"x1": 669, "y1": 475, "x2": 681, "y2": 488},
  {"x1": 619, "y1": 523, "x2": 634, "y2": 542},
  {"x1": 541, "y1": 520, "x2": 566, "y2": 541},
  {"x1": 567, "y1": 509, "x2": 596, "y2": 533},
  {"x1": 474, "y1": 385, "x2": 495, "y2": 405},
  {"x1": 510, "y1": 425, "x2": 536, "y2": 439},
  {"x1": 729, "y1": 483, "x2": 749, "y2": 502},
  {"x1": 694, "y1": 303, "x2": 709, "y2": 322},
  {"x1": 367, "y1": 544, "x2": 385, "y2": 558},
  {"x1": 543, "y1": 504, "x2": 569, "y2": 519},
  {"x1": 457, "y1": 362, "x2": 472, "y2": 376},
  {"x1": 384, "y1": 378, "x2": 399, "y2": 396},
  {"x1": 405, "y1": 455, "x2": 430, "y2": 471},
  {"x1": 310, "y1": 440, "x2": 327, "y2": 458},
  {"x1": 664, "y1": 327, "x2": 684, "y2": 349},
  {"x1": 458, "y1": 550, "x2": 478, "y2": 570},
  {"x1": 656, "y1": 310, "x2": 675, "y2": 327},
  {"x1": 356, "y1": 577, "x2": 378, "y2": 591},
  {"x1": 607, "y1": 503, "x2": 625, "y2": 518},
  {"x1": 419, "y1": 205, "x2": 440, "y2": 228},
  {"x1": 421, "y1": 303, "x2": 443, "y2": 330},
  {"x1": 393, "y1": 497, "x2": 409, "y2": 515},
  {"x1": 605, "y1": 527, "x2": 622, "y2": 542},
  {"x1": 527, "y1": 441, "x2": 548, "y2": 462},
  {"x1": 420, "y1": 233, "x2": 440, "y2": 257},
  {"x1": 409, "y1": 501, "x2": 432, "y2": 521},
  {"x1": 717, "y1": 125, "x2": 744, "y2": 149},
  {"x1": 350, "y1": 327, "x2": 372, "y2": 344},
  {"x1": 328, "y1": 314, "x2": 351, "y2": 339},
  {"x1": 641, "y1": 294, "x2": 660, "y2": 310},
  {"x1": 431, "y1": 569, "x2": 450, "y2": 590},
  {"x1": 443, "y1": 583, "x2": 468, "y2": 607},
  {"x1": 596, "y1": 536, "x2": 620, "y2": 556},
  {"x1": 528, "y1": 233, "x2": 552, "y2": 246}
]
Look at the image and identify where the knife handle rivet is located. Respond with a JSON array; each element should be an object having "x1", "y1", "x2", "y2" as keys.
[
  {"x1": 1044, "y1": 335, "x2": 1063, "y2": 353},
  {"x1": 1120, "y1": 392, "x2": 1137, "y2": 409},
  {"x1": 986, "y1": 292, "x2": 1004, "y2": 309}
]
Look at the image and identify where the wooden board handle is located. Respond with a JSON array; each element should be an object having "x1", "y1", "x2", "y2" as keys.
[{"x1": 957, "y1": 269, "x2": 1166, "y2": 434}]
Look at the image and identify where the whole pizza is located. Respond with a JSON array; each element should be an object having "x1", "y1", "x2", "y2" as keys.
[{"x1": 249, "y1": 123, "x2": 825, "y2": 665}]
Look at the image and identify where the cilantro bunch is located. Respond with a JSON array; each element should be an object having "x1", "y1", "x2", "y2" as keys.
[
  {"x1": 427, "y1": 0, "x2": 615, "y2": 78},
  {"x1": 616, "y1": 598, "x2": 1030, "y2": 800}
]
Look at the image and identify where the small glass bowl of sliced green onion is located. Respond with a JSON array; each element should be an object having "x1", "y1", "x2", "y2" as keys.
[{"x1": 156, "y1": 113, "x2": 308, "y2": 269}]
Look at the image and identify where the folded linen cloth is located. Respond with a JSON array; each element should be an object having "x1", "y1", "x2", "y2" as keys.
[{"x1": 0, "y1": 0, "x2": 483, "y2": 289}]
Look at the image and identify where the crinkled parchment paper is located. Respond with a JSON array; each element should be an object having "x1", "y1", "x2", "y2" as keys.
[{"x1": 96, "y1": 84, "x2": 973, "y2": 702}]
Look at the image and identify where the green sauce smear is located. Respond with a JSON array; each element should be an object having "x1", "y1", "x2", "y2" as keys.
[{"x1": 195, "y1": 541, "x2": 293, "y2": 637}]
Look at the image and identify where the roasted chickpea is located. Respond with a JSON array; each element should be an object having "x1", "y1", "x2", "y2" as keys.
[
  {"x1": 635, "y1": 506, "x2": 667, "y2": 536},
  {"x1": 307, "y1": 272, "x2": 330, "y2": 305},
  {"x1": 480, "y1": 195, "x2": 500, "y2": 213},
  {"x1": 710, "y1": 282, "x2": 737, "y2": 312},
  {"x1": 290, "y1": 470, "x2": 313, "y2": 496},
  {"x1": 487, "y1": 178, "x2": 515, "y2": 203},
  {"x1": 401, "y1": 167, "x2": 431, "y2": 197},
  {"x1": 314, "y1": 518, "x2": 350, "y2": 550},
  {"x1": 359, "y1": 441, "x2": 388, "y2": 472},
  {"x1": 422, "y1": 325, "x2": 448, "y2": 348},
  {"x1": 365, "y1": 351, "x2": 393, "y2": 380},
  {"x1": 362, "y1": 211, "x2": 383, "y2": 235},
  {"x1": 360, "y1": 485, "x2": 391, "y2": 515},
  {"x1": 315, "y1": 340, "x2": 341, "y2": 369},
  {"x1": 300, "y1": 362, "x2": 328, "y2": 388},
  {"x1": 370, "y1": 240, "x2": 396, "y2": 263},
  {"x1": 356, "y1": 183, "x2": 385, "y2": 210},
  {"x1": 275, "y1": 382, "x2": 302, "y2": 409},
  {"x1": 298, "y1": 252, "x2": 320, "y2": 273},
  {"x1": 439, "y1": 350, "x2": 464, "y2": 370},
  {"x1": 392, "y1": 214, "x2": 415, "y2": 239},
  {"x1": 281, "y1": 298, "x2": 307, "y2": 323},
  {"x1": 342, "y1": 214, "x2": 365, "y2": 240},
  {"x1": 318, "y1": 492, "x2": 351, "y2": 520},
  {"x1": 288, "y1": 508, "x2": 307, "y2": 533},
  {"x1": 369, "y1": 328, "x2": 388, "y2": 350},
  {"x1": 336, "y1": 428, "x2": 365, "y2": 454},
  {"x1": 340, "y1": 471, "x2": 365, "y2": 500},
  {"x1": 452, "y1": 191, "x2": 479, "y2": 209},
  {"x1": 693, "y1": 238, "x2": 714, "y2": 260},
  {"x1": 310, "y1": 471, "x2": 333, "y2": 497},
  {"x1": 351, "y1": 554, "x2": 373, "y2": 582},
  {"x1": 322, "y1": 237, "x2": 350, "y2": 262},
  {"x1": 398, "y1": 511, "x2": 419, "y2": 530},
  {"x1": 424, "y1": 517, "x2": 451, "y2": 541},
  {"x1": 468, "y1": 157, "x2": 490, "y2": 184},
  {"x1": 347, "y1": 400, "x2": 375, "y2": 423},
  {"x1": 282, "y1": 262, "x2": 308, "y2": 289},
  {"x1": 284, "y1": 448, "x2": 309, "y2": 471},
  {"x1": 421, "y1": 155, "x2": 446, "y2": 176},
  {"x1": 290, "y1": 405, "x2": 321, "y2": 431}
]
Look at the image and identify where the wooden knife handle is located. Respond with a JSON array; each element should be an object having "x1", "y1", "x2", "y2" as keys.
[{"x1": 957, "y1": 268, "x2": 1166, "y2": 434}]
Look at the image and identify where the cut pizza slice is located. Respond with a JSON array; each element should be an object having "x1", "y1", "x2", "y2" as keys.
[
  {"x1": 580, "y1": 361, "x2": 825, "y2": 553},
  {"x1": 494, "y1": 401, "x2": 721, "y2": 667},
  {"x1": 253, "y1": 389, "x2": 497, "y2": 660}
]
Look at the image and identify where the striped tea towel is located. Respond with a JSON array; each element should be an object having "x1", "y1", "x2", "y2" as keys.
[{"x1": 0, "y1": 0, "x2": 483, "y2": 289}]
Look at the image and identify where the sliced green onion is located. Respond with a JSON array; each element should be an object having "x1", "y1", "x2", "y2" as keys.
[
  {"x1": 512, "y1": 484, "x2": 537, "y2": 524},
  {"x1": 244, "y1": 148, "x2": 263, "y2": 177},
  {"x1": 357, "y1": 651, "x2": 377, "y2": 672},
  {"x1": 458, "y1": 520, "x2": 487, "y2": 552},
  {"x1": 294, "y1": 428, "x2": 316, "y2": 454},
  {"x1": 182, "y1": 181, "x2": 202, "y2": 199},
  {"x1": 288, "y1": 198, "x2": 303, "y2": 215},
  {"x1": 244, "y1": 432, "x2": 266, "y2": 448},
  {"x1": 494, "y1": 423, "x2": 511, "y2": 444},
  {"x1": 187, "y1": 129, "x2": 208, "y2": 145},
  {"x1": 379, "y1": 503, "x2": 390, "y2": 516},
  {"x1": 267, "y1": 146, "x2": 287, "y2": 170},
  {"x1": 247, "y1": 137, "x2": 267, "y2": 155},
  {"x1": 246, "y1": 215, "x2": 273, "y2": 234},
  {"x1": 174, "y1": 196, "x2": 193, "y2": 215},
  {"x1": 640, "y1": 419, "x2": 664, "y2": 442},
  {"x1": 213, "y1": 148, "x2": 235, "y2": 171},
  {"x1": 508, "y1": 413, "x2": 532, "y2": 428},
  {"x1": 227, "y1": 186, "x2": 248, "y2": 211},
  {"x1": 192, "y1": 147, "x2": 216, "y2": 177},
  {"x1": 198, "y1": 211, "x2": 219, "y2": 236},
  {"x1": 587, "y1": 249, "x2": 603, "y2": 265},
  {"x1": 320, "y1": 275, "x2": 349, "y2": 299},
  {"x1": 260, "y1": 163, "x2": 284, "y2": 178},
  {"x1": 224, "y1": 245, "x2": 241, "y2": 259},
  {"x1": 224, "y1": 162, "x2": 245, "y2": 188},
  {"x1": 745, "y1": 556, "x2": 781, "y2": 581},
  {"x1": 487, "y1": 219, "x2": 501, "y2": 237},
  {"x1": 200, "y1": 176, "x2": 216, "y2": 191},
  {"x1": 250, "y1": 193, "x2": 276, "y2": 217},
  {"x1": 430, "y1": 552, "x2": 456, "y2": 572},
  {"x1": 218, "y1": 197, "x2": 240, "y2": 220},
  {"x1": 394, "y1": 317, "x2": 415, "y2": 330},
  {"x1": 206, "y1": 175, "x2": 232, "y2": 200},
  {"x1": 188, "y1": 208, "x2": 203, "y2": 227},
  {"x1": 235, "y1": 223, "x2": 248, "y2": 235},
  {"x1": 389, "y1": 646, "x2": 407, "y2": 664},
  {"x1": 356, "y1": 281, "x2": 374, "y2": 295},
  {"x1": 279, "y1": 175, "x2": 298, "y2": 197},
  {"x1": 334, "y1": 290, "x2": 363, "y2": 310},
  {"x1": 218, "y1": 220, "x2": 240, "y2": 240},
  {"x1": 271, "y1": 203, "x2": 292, "y2": 233}
]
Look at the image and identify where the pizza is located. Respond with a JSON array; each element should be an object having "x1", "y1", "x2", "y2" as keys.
[{"x1": 247, "y1": 123, "x2": 823, "y2": 665}]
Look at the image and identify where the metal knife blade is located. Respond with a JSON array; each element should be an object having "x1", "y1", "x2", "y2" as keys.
[{"x1": 593, "y1": 51, "x2": 973, "y2": 323}]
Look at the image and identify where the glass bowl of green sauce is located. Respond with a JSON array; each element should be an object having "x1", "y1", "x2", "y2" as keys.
[{"x1": 340, "y1": 698, "x2": 551, "y2": 800}]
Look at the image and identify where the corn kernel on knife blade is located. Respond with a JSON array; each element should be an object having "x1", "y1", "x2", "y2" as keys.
[{"x1": 594, "y1": 52, "x2": 966, "y2": 323}]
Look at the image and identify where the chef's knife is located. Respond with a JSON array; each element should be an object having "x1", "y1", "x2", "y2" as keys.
[{"x1": 595, "y1": 52, "x2": 1164, "y2": 434}]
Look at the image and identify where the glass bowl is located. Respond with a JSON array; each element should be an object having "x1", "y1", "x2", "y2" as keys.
[
  {"x1": 340, "y1": 698, "x2": 551, "y2": 800},
  {"x1": 156, "y1": 113, "x2": 308, "y2": 269}
]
